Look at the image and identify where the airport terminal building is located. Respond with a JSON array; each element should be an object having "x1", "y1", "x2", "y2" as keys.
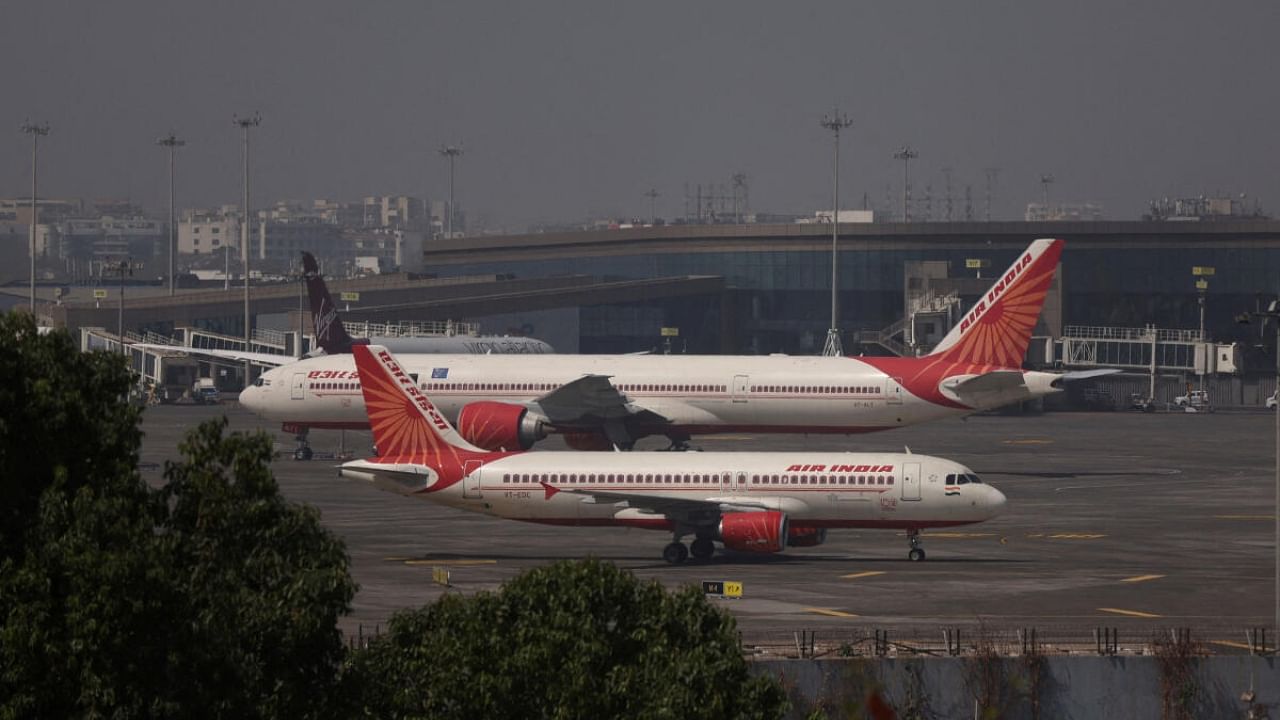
[{"x1": 421, "y1": 220, "x2": 1280, "y2": 362}]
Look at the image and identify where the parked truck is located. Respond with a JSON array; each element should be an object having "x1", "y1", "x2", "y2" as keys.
[{"x1": 192, "y1": 378, "x2": 220, "y2": 404}]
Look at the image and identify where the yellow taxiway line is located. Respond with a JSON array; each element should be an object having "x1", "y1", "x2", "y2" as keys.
[
  {"x1": 390, "y1": 558, "x2": 499, "y2": 566},
  {"x1": 840, "y1": 571, "x2": 887, "y2": 580},
  {"x1": 805, "y1": 608, "x2": 859, "y2": 618},
  {"x1": 1120, "y1": 574, "x2": 1166, "y2": 583},
  {"x1": 1098, "y1": 607, "x2": 1162, "y2": 619}
]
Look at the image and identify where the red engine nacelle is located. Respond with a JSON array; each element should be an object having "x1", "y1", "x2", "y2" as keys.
[
  {"x1": 718, "y1": 511, "x2": 788, "y2": 554},
  {"x1": 786, "y1": 526, "x2": 828, "y2": 548},
  {"x1": 561, "y1": 430, "x2": 614, "y2": 451},
  {"x1": 456, "y1": 402, "x2": 546, "y2": 451}
]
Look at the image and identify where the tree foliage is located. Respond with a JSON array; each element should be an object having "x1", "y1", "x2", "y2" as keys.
[
  {"x1": 0, "y1": 313, "x2": 355, "y2": 718},
  {"x1": 343, "y1": 558, "x2": 788, "y2": 720}
]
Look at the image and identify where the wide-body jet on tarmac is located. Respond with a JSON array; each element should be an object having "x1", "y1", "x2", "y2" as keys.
[
  {"x1": 242, "y1": 238, "x2": 1100, "y2": 455},
  {"x1": 340, "y1": 344, "x2": 1007, "y2": 563}
]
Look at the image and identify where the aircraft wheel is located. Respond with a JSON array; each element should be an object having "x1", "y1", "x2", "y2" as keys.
[
  {"x1": 908, "y1": 548, "x2": 926, "y2": 562},
  {"x1": 690, "y1": 538, "x2": 715, "y2": 560},
  {"x1": 662, "y1": 542, "x2": 689, "y2": 565}
]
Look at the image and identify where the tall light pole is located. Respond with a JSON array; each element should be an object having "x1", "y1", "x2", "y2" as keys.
[
  {"x1": 21, "y1": 121, "x2": 50, "y2": 314},
  {"x1": 644, "y1": 188, "x2": 659, "y2": 225},
  {"x1": 1040, "y1": 173, "x2": 1055, "y2": 215},
  {"x1": 894, "y1": 146, "x2": 918, "y2": 222},
  {"x1": 157, "y1": 133, "x2": 185, "y2": 296},
  {"x1": 1237, "y1": 302, "x2": 1280, "y2": 644},
  {"x1": 235, "y1": 112, "x2": 261, "y2": 384},
  {"x1": 821, "y1": 109, "x2": 853, "y2": 357},
  {"x1": 439, "y1": 144, "x2": 463, "y2": 238}
]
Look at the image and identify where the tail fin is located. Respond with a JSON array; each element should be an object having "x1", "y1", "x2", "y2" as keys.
[
  {"x1": 303, "y1": 251, "x2": 363, "y2": 355},
  {"x1": 352, "y1": 344, "x2": 486, "y2": 458},
  {"x1": 927, "y1": 238, "x2": 1063, "y2": 367}
]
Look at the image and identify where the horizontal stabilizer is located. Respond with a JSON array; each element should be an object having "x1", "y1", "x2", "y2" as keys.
[
  {"x1": 941, "y1": 369, "x2": 1027, "y2": 395},
  {"x1": 1057, "y1": 368, "x2": 1122, "y2": 382}
]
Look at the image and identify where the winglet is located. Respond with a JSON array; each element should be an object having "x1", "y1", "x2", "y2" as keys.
[
  {"x1": 304, "y1": 251, "x2": 364, "y2": 355},
  {"x1": 927, "y1": 238, "x2": 1063, "y2": 368}
]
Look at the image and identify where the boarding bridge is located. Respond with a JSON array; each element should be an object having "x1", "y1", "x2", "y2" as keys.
[
  {"x1": 1058, "y1": 325, "x2": 1238, "y2": 375},
  {"x1": 80, "y1": 327, "x2": 200, "y2": 397}
]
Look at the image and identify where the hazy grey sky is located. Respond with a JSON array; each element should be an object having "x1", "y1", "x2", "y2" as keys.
[{"x1": 3, "y1": 2, "x2": 1278, "y2": 229}]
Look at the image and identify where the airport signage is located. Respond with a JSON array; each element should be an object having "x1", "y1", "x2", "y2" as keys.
[
  {"x1": 93, "y1": 289, "x2": 108, "y2": 299},
  {"x1": 431, "y1": 566, "x2": 451, "y2": 587},
  {"x1": 660, "y1": 327, "x2": 679, "y2": 337},
  {"x1": 340, "y1": 291, "x2": 360, "y2": 302},
  {"x1": 1192, "y1": 266, "x2": 1215, "y2": 276},
  {"x1": 702, "y1": 580, "x2": 743, "y2": 598},
  {"x1": 965, "y1": 258, "x2": 990, "y2": 269},
  {"x1": 1195, "y1": 279, "x2": 1209, "y2": 290}
]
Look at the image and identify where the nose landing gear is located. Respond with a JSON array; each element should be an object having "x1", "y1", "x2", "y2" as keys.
[
  {"x1": 291, "y1": 426, "x2": 313, "y2": 461},
  {"x1": 907, "y1": 528, "x2": 926, "y2": 561}
]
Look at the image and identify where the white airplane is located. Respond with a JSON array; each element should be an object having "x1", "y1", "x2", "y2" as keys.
[
  {"x1": 243, "y1": 238, "x2": 1109, "y2": 457},
  {"x1": 340, "y1": 344, "x2": 1007, "y2": 563}
]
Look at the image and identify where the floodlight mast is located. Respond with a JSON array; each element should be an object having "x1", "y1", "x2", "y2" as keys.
[
  {"x1": 235, "y1": 112, "x2": 261, "y2": 385},
  {"x1": 894, "y1": 146, "x2": 918, "y2": 222},
  {"x1": 157, "y1": 134, "x2": 185, "y2": 296},
  {"x1": 1237, "y1": 304, "x2": 1280, "y2": 644},
  {"x1": 439, "y1": 145, "x2": 463, "y2": 238},
  {"x1": 820, "y1": 109, "x2": 853, "y2": 357},
  {"x1": 21, "y1": 121, "x2": 50, "y2": 315}
]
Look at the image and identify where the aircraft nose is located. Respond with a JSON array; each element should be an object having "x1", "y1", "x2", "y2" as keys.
[
  {"x1": 238, "y1": 385, "x2": 260, "y2": 411},
  {"x1": 987, "y1": 486, "x2": 1007, "y2": 517}
]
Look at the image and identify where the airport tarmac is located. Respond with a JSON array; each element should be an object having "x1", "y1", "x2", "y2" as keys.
[{"x1": 138, "y1": 404, "x2": 1277, "y2": 645}]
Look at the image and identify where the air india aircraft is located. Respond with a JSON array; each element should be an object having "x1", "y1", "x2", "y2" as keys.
[
  {"x1": 340, "y1": 344, "x2": 1007, "y2": 563},
  {"x1": 243, "y1": 238, "x2": 1101, "y2": 457}
]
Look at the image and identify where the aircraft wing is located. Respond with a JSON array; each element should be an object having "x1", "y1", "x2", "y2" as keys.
[
  {"x1": 131, "y1": 343, "x2": 299, "y2": 367},
  {"x1": 545, "y1": 484, "x2": 774, "y2": 524},
  {"x1": 532, "y1": 374, "x2": 670, "y2": 426}
]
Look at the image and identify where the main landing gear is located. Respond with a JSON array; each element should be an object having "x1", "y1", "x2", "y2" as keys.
[
  {"x1": 663, "y1": 535, "x2": 717, "y2": 564},
  {"x1": 292, "y1": 427, "x2": 313, "y2": 461},
  {"x1": 907, "y1": 528, "x2": 926, "y2": 562}
]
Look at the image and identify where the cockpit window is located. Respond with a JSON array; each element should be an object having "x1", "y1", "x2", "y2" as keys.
[
  {"x1": 967, "y1": 474, "x2": 982, "y2": 484},
  {"x1": 956, "y1": 475, "x2": 969, "y2": 485},
  {"x1": 253, "y1": 377, "x2": 265, "y2": 387}
]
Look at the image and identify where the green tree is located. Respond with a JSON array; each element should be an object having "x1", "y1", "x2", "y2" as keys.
[
  {"x1": 343, "y1": 558, "x2": 787, "y2": 720},
  {"x1": 0, "y1": 313, "x2": 356, "y2": 718}
]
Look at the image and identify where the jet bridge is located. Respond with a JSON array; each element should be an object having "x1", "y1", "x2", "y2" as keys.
[{"x1": 1058, "y1": 325, "x2": 1238, "y2": 375}]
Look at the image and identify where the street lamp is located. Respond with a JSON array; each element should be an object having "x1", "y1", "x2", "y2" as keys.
[
  {"x1": 1236, "y1": 301, "x2": 1280, "y2": 645},
  {"x1": 21, "y1": 120, "x2": 50, "y2": 314},
  {"x1": 821, "y1": 109, "x2": 853, "y2": 357},
  {"x1": 156, "y1": 134, "x2": 185, "y2": 296},
  {"x1": 894, "y1": 146, "x2": 918, "y2": 222},
  {"x1": 109, "y1": 257, "x2": 133, "y2": 359},
  {"x1": 439, "y1": 144, "x2": 463, "y2": 238}
]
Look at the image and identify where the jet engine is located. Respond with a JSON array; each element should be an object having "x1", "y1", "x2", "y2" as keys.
[
  {"x1": 456, "y1": 402, "x2": 547, "y2": 451},
  {"x1": 786, "y1": 526, "x2": 828, "y2": 547},
  {"x1": 717, "y1": 511, "x2": 788, "y2": 553}
]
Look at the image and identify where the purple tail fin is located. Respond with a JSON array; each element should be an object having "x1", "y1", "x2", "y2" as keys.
[{"x1": 303, "y1": 252, "x2": 363, "y2": 355}]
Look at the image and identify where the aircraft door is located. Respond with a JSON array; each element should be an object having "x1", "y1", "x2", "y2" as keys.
[
  {"x1": 463, "y1": 460, "x2": 483, "y2": 498},
  {"x1": 901, "y1": 462, "x2": 921, "y2": 501},
  {"x1": 886, "y1": 377, "x2": 904, "y2": 405},
  {"x1": 291, "y1": 373, "x2": 306, "y2": 400},
  {"x1": 732, "y1": 375, "x2": 749, "y2": 403}
]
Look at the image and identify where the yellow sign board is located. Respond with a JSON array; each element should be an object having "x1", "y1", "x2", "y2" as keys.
[
  {"x1": 93, "y1": 289, "x2": 108, "y2": 299},
  {"x1": 431, "y1": 566, "x2": 451, "y2": 587},
  {"x1": 660, "y1": 327, "x2": 679, "y2": 337},
  {"x1": 702, "y1": 580, "x2": 743, "y2": 598},
  {"x1": 1192, "y1": 266, "x2": 1215, "y2": 276},
  {"x1": 1195, "y1": 279, "x2": 1209, "y2": 290},
  {"x1": 340, "y1": 291, "x2": 361, "y2": 302},
  {"x1": 965, "y1": 258, "x2": 990, "y2": 269}
]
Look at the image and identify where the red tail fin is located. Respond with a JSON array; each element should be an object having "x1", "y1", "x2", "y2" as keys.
[
  {"x1": 352, "y1": 344, "x2": 485, "y2": 459},
  {"x1": 926, "y1": 238, "x2": 1062, "y2": 368}
]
